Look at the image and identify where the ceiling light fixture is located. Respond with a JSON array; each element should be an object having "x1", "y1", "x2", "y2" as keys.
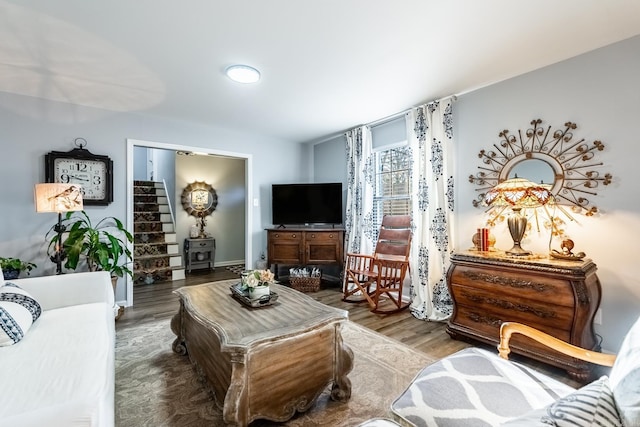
[{"x1": 225, "y1": 65, "x2": 261, "y2": 84}]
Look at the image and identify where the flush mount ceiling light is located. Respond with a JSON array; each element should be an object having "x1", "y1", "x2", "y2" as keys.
[{"x1": 225, "y1": 65, "x2": 261, "y2": 84}]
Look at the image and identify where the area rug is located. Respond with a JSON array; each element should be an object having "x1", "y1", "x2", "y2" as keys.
[
  {"x1": 224, "y1": 264, "x2": 245, "y2": 276},
  {"x1": 115, "y1": 283, "x2": 435, "y2": 426}
]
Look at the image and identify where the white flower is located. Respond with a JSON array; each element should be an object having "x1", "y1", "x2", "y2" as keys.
[
  {"x1": 242, "y1": 269, "x2": 276, "y2": 289},
  {"x1": 246, "y1": 274, "x2": 260, "y2": 288}
]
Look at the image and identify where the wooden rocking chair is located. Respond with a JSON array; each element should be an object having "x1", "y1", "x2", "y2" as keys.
[{"x1": 342, "y1": 215, "x2": 412, "y2": 314}]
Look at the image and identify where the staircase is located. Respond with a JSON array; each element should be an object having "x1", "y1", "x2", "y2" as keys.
[{"x1": 133, "y1": 181, "x2": 185, "y2": 285}]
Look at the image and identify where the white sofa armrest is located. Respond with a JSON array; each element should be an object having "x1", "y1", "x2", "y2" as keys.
[{"x1": 9, "y1": 271, "x2": 114, "y2": 311}]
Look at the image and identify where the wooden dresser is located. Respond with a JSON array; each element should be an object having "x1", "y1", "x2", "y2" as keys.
[
  {"x1": 266, "y1": 227, "x2": 344, "y2": 273},
  {"x1": 446, "y1": 251, "x2": 601, "y2": 381}
]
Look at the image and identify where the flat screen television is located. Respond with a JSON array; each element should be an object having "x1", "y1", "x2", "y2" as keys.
[{"x1": 271, "y1": 183, "x2": 343, "y2": 226}]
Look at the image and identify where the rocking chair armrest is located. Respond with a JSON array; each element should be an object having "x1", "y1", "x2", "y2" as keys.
[
  {"x1": 345, "y1": 253, "x2": 375, "y2": 262},
  {"x1": 498, "y1": 322, "x2": 616, "y2": 367}
]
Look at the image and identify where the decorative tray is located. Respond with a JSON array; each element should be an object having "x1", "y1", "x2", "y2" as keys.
[
  {"x1": 229, "y1": 283, "x2": 279, "y2": 308},
  {"x1": 549, "y1": 250, "x2": 586, "y2": 261}
]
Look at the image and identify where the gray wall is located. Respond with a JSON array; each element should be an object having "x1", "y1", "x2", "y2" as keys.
[
  {"x1": 3, "y1": 32, "x2": 638, "y2": 351},
  {"x1": 152, "y1": 148, "x2": 177, "y2": 207},
  {"x1": 310, "y1": 35, "x2": 640, "y2": 352},
  {"x1": 313, "y1": 135, "x2": 348, "y2": 221},
  {"x1": 175, "y1": 154, "x2": 245, "y2": 265},
  {"x1": 133, "y1": 146, "x2": 149, "y2": 181},
  {"x1": 454, "y1": 35, "x2": 640, "y2": 352},
  {"x1": 0, "y1": 91, "x2": 304, "y2": 300}
]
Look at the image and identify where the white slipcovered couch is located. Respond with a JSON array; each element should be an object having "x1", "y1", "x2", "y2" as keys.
[{"x1": 0, "y1": 270, "x2": 115, "y2": 427}]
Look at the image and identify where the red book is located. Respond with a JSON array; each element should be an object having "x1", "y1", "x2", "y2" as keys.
[{"x1": 481, "y1": 228, "x2": 489, "y2": 251}]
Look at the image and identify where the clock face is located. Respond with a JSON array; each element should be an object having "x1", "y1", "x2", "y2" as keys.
[
  {"x1": 45, "y1": 148, "x2": 113, "y2": 205},
  {"x1": 53, "y1": 158, "x2": 107, "y2": 200}
]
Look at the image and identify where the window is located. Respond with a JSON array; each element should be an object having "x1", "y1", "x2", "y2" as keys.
[{"x1": 372, "y1": 145, "x2": 411, "y2": 224}]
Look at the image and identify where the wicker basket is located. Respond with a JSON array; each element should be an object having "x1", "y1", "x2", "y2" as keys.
[{"x1": 289, "y1": 275, "x2": 321, "y2": 292}]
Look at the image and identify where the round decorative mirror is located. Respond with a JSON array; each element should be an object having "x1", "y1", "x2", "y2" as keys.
[
  {"x1": 469, "y1": 119, "x2": 612, "y2": 217},
  {"x1": 181, "y1": 181, "x2": 218, "y2": 217},
  {"x1": 506, "y1": 158, "x2": 556, "y2": 187}
]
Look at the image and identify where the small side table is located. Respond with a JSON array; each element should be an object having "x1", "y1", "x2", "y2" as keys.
[{"x1": 184, "y1": 238, "x2": 215, "y2": 273}]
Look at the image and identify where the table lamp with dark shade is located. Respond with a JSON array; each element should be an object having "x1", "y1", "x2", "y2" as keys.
[
  {"x1": 484, "y1": 176, "x2": 554, "y2": 256},
  {"x1": 34, "y1": 183, "x2": 84, "y2": 274}
]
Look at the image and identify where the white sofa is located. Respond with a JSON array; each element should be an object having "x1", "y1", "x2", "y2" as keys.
[{"x1": 0, "y1": 270, "x2": 115, "y2": 427}]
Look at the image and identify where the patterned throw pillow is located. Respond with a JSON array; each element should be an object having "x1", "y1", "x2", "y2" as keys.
[
  {"x1": 501, "y1": 376, "x2": 622, "y2": 426},
  {"x1": 0, "y1": 282, "x2": 42, "y2": 346},
  {"x1": 609, "y1": 315, "x2": 640, "y2": 427}
]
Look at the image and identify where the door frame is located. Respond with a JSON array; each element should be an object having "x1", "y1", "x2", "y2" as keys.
[{"x1": 125, "y1": 138, "x2": 252, "y2": 307}]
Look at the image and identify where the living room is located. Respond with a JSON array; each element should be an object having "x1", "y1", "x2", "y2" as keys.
[{"x1": 1, "y1": 1, "x2": 640, "y2": 426}]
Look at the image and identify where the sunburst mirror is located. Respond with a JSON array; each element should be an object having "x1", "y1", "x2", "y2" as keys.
[
  {"x1": 469, "y1": 119, "x2": 612, "y2": 235},
  {"x1": 181, "y1": 181, "x2": 218, "y2": 217}
]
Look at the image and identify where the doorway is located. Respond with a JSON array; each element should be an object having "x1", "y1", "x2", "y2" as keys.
[{"x1": 125, "y1": 138, "x2": 253, "y2": 307}]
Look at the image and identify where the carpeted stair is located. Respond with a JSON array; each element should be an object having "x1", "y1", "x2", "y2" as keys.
[{"x1": 133, "y1": 181, "x2": 185, "y2": 285}]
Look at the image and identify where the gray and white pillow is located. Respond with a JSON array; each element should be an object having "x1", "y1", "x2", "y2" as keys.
[
  {"x1": 0, "y1": 282, "x2": 42, "y2": 346},
  {"x1": 502, "y1": 376, "x2": 622, "y2": 426},
  {"x1": 609, "y1": 315, "x2": 640, "y2": 427}
]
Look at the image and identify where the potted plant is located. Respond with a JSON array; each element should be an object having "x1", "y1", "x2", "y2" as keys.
[
  {"x1": 0, "y1": 257, "x2": 37, "y2": 280},
  {"x1": 241, "y1": 269, "x2": 276, "y2": 300},
  {"x1": 47, "y1": 211, "x2": 133, "y2": 280}
]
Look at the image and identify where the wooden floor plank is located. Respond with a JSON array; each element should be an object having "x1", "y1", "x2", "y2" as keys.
[{"x1": 116, "y1": 269, "x2": 581, "y2": 387}]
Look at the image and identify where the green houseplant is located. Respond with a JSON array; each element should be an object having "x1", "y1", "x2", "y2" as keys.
[
  {"x1": 0, "y1": 257, "x2": 37, "y2": 280},
  {"x1": 47, "y1": 211, "x2": 133, "y2": 279}
]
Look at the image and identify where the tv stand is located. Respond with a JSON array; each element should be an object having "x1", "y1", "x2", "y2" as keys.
[{"x1": 266, "y1": 227, "x2": 344, "y2": 280}]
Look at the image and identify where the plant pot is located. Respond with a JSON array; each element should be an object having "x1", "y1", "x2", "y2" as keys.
[
  {"x1": 248, "y1": 285, "x2": 270, "y2": 301},
  {"x1": 2, "y1": 269, "x2": 19, "y2": 280},
  {"x1": 111, "y1": 276, "x2": 124, "y2": 321}
]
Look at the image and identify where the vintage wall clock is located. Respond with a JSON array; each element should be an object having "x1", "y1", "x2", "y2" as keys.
[{"x1": 45, "y1": 138, "x2": 114, "y2": 206}]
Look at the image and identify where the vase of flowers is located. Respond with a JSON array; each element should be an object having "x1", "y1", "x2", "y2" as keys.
[{"x1": 242, "y1": 269, "x2": 276, "y2": 300}]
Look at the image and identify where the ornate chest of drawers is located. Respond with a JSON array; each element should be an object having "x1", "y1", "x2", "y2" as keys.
[{"x1": 446, "y1": 251, "x2": 601, "y2": 381}]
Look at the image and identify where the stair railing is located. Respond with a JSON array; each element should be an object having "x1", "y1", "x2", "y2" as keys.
[{"x1": 162, "y1": 179, "x2": 176, "y2": 227}]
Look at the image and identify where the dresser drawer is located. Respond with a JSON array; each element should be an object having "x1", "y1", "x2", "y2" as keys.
[
  {"x1": 452, "y1": 306, "x2": 572, "y2": 353},
  {"x1": 190, "y1": 240, "x2": 214, "y2": 250},
  {"x1": 451, "y1": 283, "x2": 573, "y2": 329},
  {"x1": 268, "y1": 231, "x2": 303, "y2": 241},
  {"x1": 305, "y1": 232, "x2": 341, "y2": 242},
  {"x1": 450, "y1": 265, "x2": 574, "y2": 306}
]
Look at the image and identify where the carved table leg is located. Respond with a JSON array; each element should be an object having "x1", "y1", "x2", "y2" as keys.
[
  {"x1": 331, "y1": 326, "x2": 354, "y2": 402},
  {"x1": 223, "y1": 352, "x2": 249, "y2": 426},
  {"x1": 170, "y1": 306, "x2": 187, "y2": 356}
]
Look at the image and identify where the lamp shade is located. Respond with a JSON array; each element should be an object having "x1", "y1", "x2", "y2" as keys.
[
  {"x1": 484, "y1": 177, "x2": 553, "y2": 208},
  {"x1": 484, "y1": 177, "x2": 553, "y2": 256},
  {"x1": 34, "y1": 183, "x2": 83, "y2": 213}
]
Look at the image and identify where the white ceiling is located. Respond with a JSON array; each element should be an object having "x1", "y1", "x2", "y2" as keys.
[{"x1": 2, "y1": 0, "x2": 640, "y2": 143}]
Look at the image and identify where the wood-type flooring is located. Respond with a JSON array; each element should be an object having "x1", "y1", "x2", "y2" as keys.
[{"x1": 117, "y1": 268, "x2": 584, "y2": 386}]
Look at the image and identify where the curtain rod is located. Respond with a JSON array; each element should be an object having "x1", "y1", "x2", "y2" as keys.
[
  {"x1": 310, "y1": 94, "x2": 458, "y2": 144},
  {"x1": 366, "y1": 94, "x2": 458, "y2": 129},
  {"x1": 366, "y1": 110, "x2": 410, "y2": 128}
]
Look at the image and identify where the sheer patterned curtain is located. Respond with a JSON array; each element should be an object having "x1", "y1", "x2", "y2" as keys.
[
  {"x1": 344, "y1": 126, "x2": 376, "y2": 259},
  {"x1": 407, "y1": 99, "x2": 456, "y2": 321}
]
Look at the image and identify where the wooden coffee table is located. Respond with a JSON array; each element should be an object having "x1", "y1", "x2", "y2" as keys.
[{"x1": 170, "y1": 282, "x2": 353, "y2": 426}]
